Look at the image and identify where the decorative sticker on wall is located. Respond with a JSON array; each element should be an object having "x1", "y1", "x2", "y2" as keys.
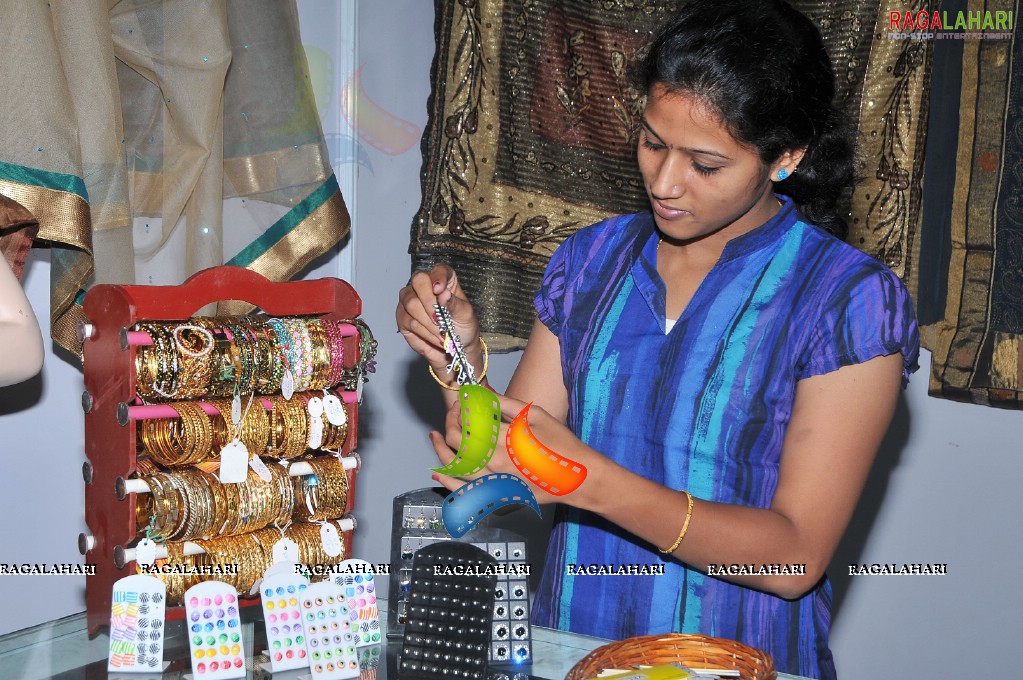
[{"x1": 341, "y1": 66, "x2": 422, "y2": 156}]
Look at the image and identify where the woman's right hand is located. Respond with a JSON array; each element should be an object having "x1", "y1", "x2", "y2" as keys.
[{"x1": 396, "y1": 264, "x2": 482, "y2": 377}]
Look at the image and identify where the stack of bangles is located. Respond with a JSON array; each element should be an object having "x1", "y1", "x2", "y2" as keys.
[
  {"x1": 140, "y1": 466, "x2": 293, "y2": 542},
  {"x1": 191, "y1": 532, "x2": 272, "y2": 597},
  {"x1": 154, "y1": 532, "x2": 273, "y2": 604},
  {"x1": 138, "y1": 457, "x2": 353, "y2": 542},
  {"x1": 137, "y1": 393, "x2": 349, "y2": 467},
  {"x1": 153, "y1": 526, "x2": 350, "y2": 605},
  {"x1": 267, "y1": 521, "x2": 348, "y2": 570},
  {"x1": 130, "y1": 315, "x2": 372, "y2": 603},
  {"x1": 133, "y1": 315, "x2": 376, "y2": 401},
  {"x1": 292, "y1": 456, "x2": 351, "y2": 522},
  {"x1": 427, "y1": 337, "x2": 489, "y2": 390},
  {"x1": 156, "y1": 525, "x2": 350, "y2": 605}
]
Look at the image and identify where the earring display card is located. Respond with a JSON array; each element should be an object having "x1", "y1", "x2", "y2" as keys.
[
  {"x1": 299, "y1": 580, "x2": 361, "y2": 679},
  {"x1": 397, "y1": 541, "x2": 498, "y2": 680},
  {"x1": 332, "y1": 558, "x2": 382, "y2": 646},
  {"x1": 387, "y1": 488, "x2": 452, "y2": 638},
  {"x1": 389, "y1": 487, "x2": 498, "y2": 638},
  {"x1": 107, "y1": 574, "x2": 167, "y2": 672},
  {"x1": 358, "y1": 645, "x2": 382, "y2": 677},
  {"x1": 183, "y1": 581, "x2": 246, "y2": 679},
  {"x1": 469, "y1": 532, "x2": 532, "y2": 666},
  {"x1": 259, "y1": 569, "x2": 311, "y2": 672}
]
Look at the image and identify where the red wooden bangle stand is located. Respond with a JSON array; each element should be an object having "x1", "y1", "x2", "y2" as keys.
[{"x1": 81, "y1": 266, "x2": 363, "y2": 635}]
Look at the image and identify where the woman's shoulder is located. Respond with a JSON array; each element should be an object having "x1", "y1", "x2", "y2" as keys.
[
  {"x1": 794, "y1": 218, "x2": 907, "y2": 292},
  {"x1": 535, "y1": 212, "x2": 651, "y2": 330},
  {"x1": 790, "y1": 219, "x2": 920, "y2": 382}
]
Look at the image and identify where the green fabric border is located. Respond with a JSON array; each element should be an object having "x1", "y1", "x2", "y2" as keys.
[
  {"x1": 226, "y1": 173, "x2": 339, "y2": 268},
  {"x1": 0, "y1": 159, "x2": 88, "y2": 200}
]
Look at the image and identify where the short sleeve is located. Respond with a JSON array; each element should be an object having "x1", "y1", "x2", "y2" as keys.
[
  {"x1": 796, "y1": 266, "x2": 921, "y2": 386},
  {"x1": 534, "y1": 240, "x2": 570, "y2": 336}
]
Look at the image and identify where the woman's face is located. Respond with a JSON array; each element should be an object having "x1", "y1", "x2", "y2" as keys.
[{"x1": 637, "y1": 84, "x2": 793, "y2": 246}]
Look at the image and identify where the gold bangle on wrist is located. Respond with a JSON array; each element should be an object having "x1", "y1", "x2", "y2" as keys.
[
  {"x1": 427, "y1": 337, "x2": 489, "y2": 391},
  {"x1": 659, "y1": 490, "x2": 694, "y2": 554}
]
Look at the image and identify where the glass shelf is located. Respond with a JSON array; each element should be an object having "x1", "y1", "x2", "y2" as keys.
[
  {"x1": 0, "y1": 604, "x2": 807, "y2": 680},
  {"x1": 0, "y1": 604, "x2": 606, "y2": 680}
]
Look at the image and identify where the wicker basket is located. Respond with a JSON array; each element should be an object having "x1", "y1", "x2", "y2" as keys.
[{"x1": 565, "y1": 633, "x2": 777, "y2": 680}]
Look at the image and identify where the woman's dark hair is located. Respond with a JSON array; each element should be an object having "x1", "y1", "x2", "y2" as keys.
[{"x1": 630, "y1": 0, "x2": 855, "y2": 238}]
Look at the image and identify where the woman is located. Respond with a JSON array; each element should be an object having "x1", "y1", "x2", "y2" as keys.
[{"x1": 397, "y1": 1, "x2": 919, "y2": 677}]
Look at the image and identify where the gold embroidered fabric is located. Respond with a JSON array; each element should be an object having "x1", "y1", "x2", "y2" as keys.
[
  {"x1": 413, "y1": 0, "x2": 676, "y2": 350},
  {"x1": 0, "y1": 1, "x2": 348, "y2": 357},
  {"x1": 0, "y1": 195, "x2": 39, "y2": 281},
  {"x1": 849, "y1": 0, "x2": 936, "y2": 295},
  {"x1": 413, "y1": 0, "x2": 934, "y2": 350},
  {"x1": 921, "y1": 0, "x2": 1023, "y2": 407}
]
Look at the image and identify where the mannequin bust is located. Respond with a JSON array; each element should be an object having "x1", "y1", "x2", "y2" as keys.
[{"x1": 0, "y1": 255, "x2": 43, "y2": 386}]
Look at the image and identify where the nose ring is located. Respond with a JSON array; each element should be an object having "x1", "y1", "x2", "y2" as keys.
[{"x1": 672, "y1": 185, "x2": 680, "y2": 195}]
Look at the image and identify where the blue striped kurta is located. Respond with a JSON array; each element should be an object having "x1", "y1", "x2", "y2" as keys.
[{"x1": 530, "y1": 198, "x2": 919, "y2": 680}]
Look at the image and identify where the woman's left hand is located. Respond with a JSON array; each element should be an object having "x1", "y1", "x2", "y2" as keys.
[{"x1": 428, "y1": 392, "x2": 603, "y2": 509}]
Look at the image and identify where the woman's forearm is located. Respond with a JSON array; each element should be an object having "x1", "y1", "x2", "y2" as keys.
[{"x1": 579, "y1": 455, "x2": 824, "y2": 599}]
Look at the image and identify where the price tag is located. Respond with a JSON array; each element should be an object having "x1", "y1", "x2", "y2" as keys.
[
  {"x1": 272, "y1": 537, "x2": 300, "y2": 564},
  {"x1": 323, "y1": 393, "x2": 347, "y2": 427},
  {"x1": 308, "y1": 416, "x2": 324, "y2": 450},
  {"x1": 249, "y1": 454, "x2": 273, "y2": 482},
  {"x1": 320, "y1": 522, "x2": 343, "y2": 558},
  {"x1": 231, "y1": 394, "x2": 242, "y2": 427},
  {"x1": 307, "y1": 396, "x2": 324, "y2": 418},
  {"x1": 219, "y1": 439, "x2": 249, "y2": 483},
  {"x1": 281, "y1": 368, "x2": 295, "y2": 400},
  {"x1": 135, "y1": 538, "x2": 157, "y2": 567}
]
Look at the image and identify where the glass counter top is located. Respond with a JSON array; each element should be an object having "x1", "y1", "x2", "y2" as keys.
[{"x1": 0, "y1": 607, "x2": 807, "y2": 680}]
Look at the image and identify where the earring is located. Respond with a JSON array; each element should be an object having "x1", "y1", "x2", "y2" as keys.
[{"x1": 776, "y1": 168, "x2": 789, "y2": 181}]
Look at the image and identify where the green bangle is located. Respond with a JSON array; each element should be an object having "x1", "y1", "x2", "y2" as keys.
[{"x1": 432, "y1": 383, "x2": 500, "y2": 476}]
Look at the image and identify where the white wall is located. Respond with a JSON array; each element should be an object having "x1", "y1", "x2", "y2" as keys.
[
  {"x1": 0, "y1": 249, "x2": 90, "y2": 634},
  {"x1": 827, "y1": 363, "x2": 1023, "y2": 675},
  {"x1": 1, "y1": 2, "x2": 1020, "y2": 678}
]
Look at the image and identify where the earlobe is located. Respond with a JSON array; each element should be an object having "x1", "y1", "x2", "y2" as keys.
[{"x1": 772, "y1": 148, "x2": 807, "y2": 182}]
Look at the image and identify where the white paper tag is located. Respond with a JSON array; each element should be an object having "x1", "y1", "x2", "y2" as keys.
[
  {"x1": 320, "y1": 522, "x2": 343, "y2": 558},
  {"x1": 249, "y1": 454, "x2": 273, "y2": 482},
  {"x1": 263, "y1": 560, "x2": 304, "y2": 581},
  {"x1": 323, "y1": 393, "x2": 347, "y2": 427},
  {"x1": 308, "y1": 415, "x2": 324, "y2": 450},
  {"x1": 135, "y1": 538, "x2": 157, "y2": 566},
  {"x1": 231, "y1": 394, "x2": 242, "y2": 427},
  {"x1": 281, "y1": 368, "x2": 295, "y2": 400},
  {"x1": 272, "y1": 537, "x2": 300, "y2": 564},
  {"x1": 307, "y1": 396, "x2": 324, "y2": 418},
  {"x1": 219, "y1": 439, "x2": 249, "y2": 483}
]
